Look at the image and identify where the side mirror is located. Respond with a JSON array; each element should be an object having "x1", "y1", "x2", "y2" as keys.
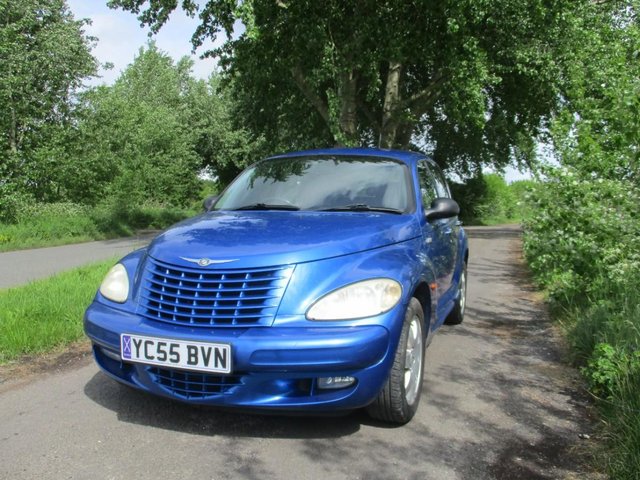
[
  {"x1": 425, "y1": 198, "x2": 460, "y2": 221},
  {"x1": 203, "y1": 195, "x2": 219, "y2": 212}
]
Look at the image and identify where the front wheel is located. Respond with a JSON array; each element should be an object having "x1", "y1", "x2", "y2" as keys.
[
  {"x1": 445, "y1": 262, "x2": 467, "y2": 325},
  {"x1": 367, "y1": 297, "x2": 425, "y2": 424}
]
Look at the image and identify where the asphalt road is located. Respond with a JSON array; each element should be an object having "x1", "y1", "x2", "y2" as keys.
[
  {"x1": 0, "y1": 235, "x2": 153, "y2": 289},
  {"x1": 0, "y1": 226, "x2": 597, "y2": 480}
]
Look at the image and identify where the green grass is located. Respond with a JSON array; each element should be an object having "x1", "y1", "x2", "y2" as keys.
[
  {"x1": 0, "y1": 202, "x2": 193, "y2": 252},
  {"x1": 525, "y1": 244, "x2": 640, "y2": 478},
  {"x1": 562, "y1": 284, "x2": 640, "y2": 479},
  {"x1": 0, "y1": 259, "x2": 115, "y2": 363}
]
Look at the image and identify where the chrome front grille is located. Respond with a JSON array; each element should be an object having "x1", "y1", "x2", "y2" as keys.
[{"x1": 139, "y1": 257, "x2": 294, "y2": 327}]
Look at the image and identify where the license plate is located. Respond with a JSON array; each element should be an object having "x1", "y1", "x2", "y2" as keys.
[{"x1": 120, "y1": 334, "x2": 231, "y2": 374}]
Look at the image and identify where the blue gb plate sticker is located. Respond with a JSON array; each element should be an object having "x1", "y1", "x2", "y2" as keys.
[{"x1": 121, "y1": 334, "x2": 132, "y2": 359}]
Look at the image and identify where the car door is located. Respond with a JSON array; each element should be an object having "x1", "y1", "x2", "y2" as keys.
[
  {"x1": 417, "y1": 161, "x2": 460, "y2": 319},
  {"x1": 427, "y1": 160, "x2": 460, "y2": 300}
]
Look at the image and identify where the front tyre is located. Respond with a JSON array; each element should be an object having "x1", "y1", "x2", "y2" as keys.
[
  {"x1": 367, "y1": 297, "x2": 425, "y2": 424},
  {"x1": 445, "y1": 262, "x2": 467, "y2": 325}
]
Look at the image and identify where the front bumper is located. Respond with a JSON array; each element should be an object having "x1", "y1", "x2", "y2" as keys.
[{"x1": 84, "y1": 302, "x2": 398, "y2": 411}]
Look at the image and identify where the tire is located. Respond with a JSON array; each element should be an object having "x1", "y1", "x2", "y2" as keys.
[
  {"x1": 445, "y1": 262, "x2": 467, "y2": 325},
  {"x1": 367, "y1": 297, "x2": 425, "y2": 424}
]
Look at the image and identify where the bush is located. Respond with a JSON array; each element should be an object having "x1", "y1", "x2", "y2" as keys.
[
  {"x1": 523, "y1": 167, "x2": 640, "y2": 302},
  {"x1": 0, "y1": 200, "x2": 194, "y2": 251},
  {"x1": 90, "y1": 200, "x2": 190, "y2": 237},
  {"x1": 450, "y1": 173, "x2": 534, "y2": 225},
  {"x1": 523, "y1": 165, "x2": 640, "y2": 478},
  {"x1": 0, "y1": 189, "x2": 32, "y2": 224}
]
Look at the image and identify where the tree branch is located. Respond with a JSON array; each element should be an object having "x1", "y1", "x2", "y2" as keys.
[
  {"x1": 400, "y1": 70, "x2": 446, "y2": 112},
  {"x1": 290, "y1": 65, "x2": 331, "y2": 128},
  {"x1": 338, "y1": 68, "x2": 358, "y2": 143}
]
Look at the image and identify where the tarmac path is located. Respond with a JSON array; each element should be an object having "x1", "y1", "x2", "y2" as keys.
[{"x1": 0, "y1": 235, "x2": 153, "y2": 289}]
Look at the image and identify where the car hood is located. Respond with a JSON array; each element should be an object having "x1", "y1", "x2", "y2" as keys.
[{"x1": 147, "y1": 211, "x2": 420, "y2": 269}]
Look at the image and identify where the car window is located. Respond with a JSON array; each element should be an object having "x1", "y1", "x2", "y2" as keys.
[
  {"x1": 428, "y1": 161, "x2": 451, "y2": 198},
  {"x1": 417, "y1": 161, "x2": 438, "y2": 208},
  {"x1": 215, "y1": 156, "x2": 413, "y2": 212}
]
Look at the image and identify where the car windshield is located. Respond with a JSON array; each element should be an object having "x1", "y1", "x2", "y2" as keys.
[{"x1": 213, "y1": 156, "x2": 412, "y2": 213}]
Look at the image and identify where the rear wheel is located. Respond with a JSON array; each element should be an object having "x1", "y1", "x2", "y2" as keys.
[
  {"x1": 446, "y1": 262, "x2": 467, "y2": 325},
  {"x1": 367, "y1": 297, "x2": 425, "y2": 424}
]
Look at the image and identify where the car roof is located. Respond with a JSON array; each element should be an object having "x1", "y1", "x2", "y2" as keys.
[{"x1": 267, "y1": 147, "x2": 428, "y2": 166}]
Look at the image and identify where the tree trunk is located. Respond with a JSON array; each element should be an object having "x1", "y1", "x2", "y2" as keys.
[
  {"x1": 380, "y1": 61, "x2": 402, "y2": 149},
  {"x1": 337, "y1": 69, "x2": 358, "y2": 145},
  {"x1": 9, "y1": 106, "x2": 18, "y2": 154}
]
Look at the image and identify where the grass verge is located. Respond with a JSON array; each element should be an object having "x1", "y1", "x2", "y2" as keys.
[
  {"x1": 0, "y1": 259, "x2": 115, "y2": 364},
  {"x1": 523, "y1": 284, "x2": 640, "y2": 479},
  {"x1": 0, "y1": 202, "x2": 193, "y2": 252},
  {"x1": 561, "y1": 285, "x2": 640, "y2": 478}
]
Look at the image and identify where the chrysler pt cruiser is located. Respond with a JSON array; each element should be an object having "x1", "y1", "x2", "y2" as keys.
[{"x1": 84, "y1": 148, "x2": 468, "y2": 424}]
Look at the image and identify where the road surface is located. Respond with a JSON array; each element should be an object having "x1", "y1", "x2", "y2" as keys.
[
  {"x1": 0, "y1": 226, "x2": 597, "y2": 479},
  {"x1": 0, "y1": 235, "x2": 153, "y2": 289}
]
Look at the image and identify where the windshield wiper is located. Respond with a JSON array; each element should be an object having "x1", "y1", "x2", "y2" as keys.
[
  {"x1": 316, "y1": 204, "x2": 403, "y2": 214},
  {"x1": 234, "y1": 203, "x2": 300, "y2": 211}
]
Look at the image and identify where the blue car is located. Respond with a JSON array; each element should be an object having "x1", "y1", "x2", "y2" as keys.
[{"x1": 84, "y1": 148, "x2": 468, "y2": 424}]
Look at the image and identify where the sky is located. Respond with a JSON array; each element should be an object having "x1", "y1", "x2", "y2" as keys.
[
  {"x1": 66, "y1": 1, "x2": 532, "y2": 182},
  {"x1": 67, "y1": 0, "x2": 218, "y2": 85}
]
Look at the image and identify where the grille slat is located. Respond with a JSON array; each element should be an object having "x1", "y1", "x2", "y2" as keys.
[
  {"x1": 151, "y1": 259, "x2": 283, "y2": 275},
  {"x1": 140, "y1": 257, "x2": 293, "y2": 327},
  {"x1": 141, "y1": 295, "x2": 280, "y2": 312},
  {"x1": 149, "y1": 270, "x2": 289, "y2": 284},
  {"x1": 145, "y1": 285, "x2": 280, "y2": 301},
  {"x1": 147, "y1": 366, "x2": 243, "y2": 398}
]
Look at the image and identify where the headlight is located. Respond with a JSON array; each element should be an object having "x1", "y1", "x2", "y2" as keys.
[
  {"x1": 99, "y1": 264, "x2": 129, "y2": 303},
  {"x1": 306, "y1": 278, "x2": 402, "y2": 321}
]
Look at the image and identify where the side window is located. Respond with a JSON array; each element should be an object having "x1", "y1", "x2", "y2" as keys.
[
  {"x1": 428, "y1": 161, "x2": 451, "y2": 198},
  {"x1": 417, "y1": 161, "x2": 438, "y2": 208}
]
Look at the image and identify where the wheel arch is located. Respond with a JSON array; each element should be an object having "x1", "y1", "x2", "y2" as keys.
[{"x1": 410, "y1": 282, "x2": 432, "y2": 335}]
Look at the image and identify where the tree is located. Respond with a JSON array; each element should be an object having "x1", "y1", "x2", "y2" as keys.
[
  {"x1": 185, "y1": 75, "x2": 264, "y2": 186},
  {"x1": 524, "y1": 0, "x2": 640, "y2": 303},
  {"x1": 68, "y1": 44, "x2": 202, "y2": 207},
  {"x1": 550, "y1": 1, "x2": 640, "y2": 182},
  {"x1": 0, "y1": 0, "x2": 96, "y2": 207},
  {"x1": 110, "y1": 0, "x2": 587, "y2": 174},
  {"x1": 64, "y1": 43, "x2": 257, "y2": 205}
]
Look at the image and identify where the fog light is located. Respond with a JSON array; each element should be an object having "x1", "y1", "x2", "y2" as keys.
[{"x1": 317, "y1": 376, "x2": 356, "y2": 389}]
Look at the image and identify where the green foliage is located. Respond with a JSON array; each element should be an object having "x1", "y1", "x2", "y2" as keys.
[
  {"x1": 0, "y1": 0, "x2": 96, "y2": 205},
  {"x1": 69, "y1": 44, "x2": 202, "y2": 207},
  {"x1": 449, "y1": 174, "x2": 533, "y2": 225},
  {"x1": 187, "y1": 76, "x2": 263, "y2": 187},
  {"x1": 523, "y1": 4, "x2": 640, "y2": 477},
  {"x1": 109, "y1": 0, "x2": 593, "y2": 174},
  {"x1": 1, "y1": 33, "x2": 255, "y2": 220},
  {"x1": 0, "y1": 259, "x2": 115, "y2": 363},
  {"x1": 0, "y1": 201, "x2": 192, "y2": 252},
  {"x1": 63, "y1": 43, "x2": 258, "y2": 205},
  {"x1": 524, "y1": 168, "x2": 640, "y2": 302},
  {"x1": 89, "y1": 201, "x2": 190, "y2": 238},
  {"x1": 584, "y1": 343, "x2": 640, "y2": 401}
]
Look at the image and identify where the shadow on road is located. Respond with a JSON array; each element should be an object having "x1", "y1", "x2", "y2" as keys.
[
  {"x1": 83, "y1": 372, "x2": 384, "y2": 439},
  {"x1": 424, "y1": 226, "x2": 595, "y2": 479}
]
